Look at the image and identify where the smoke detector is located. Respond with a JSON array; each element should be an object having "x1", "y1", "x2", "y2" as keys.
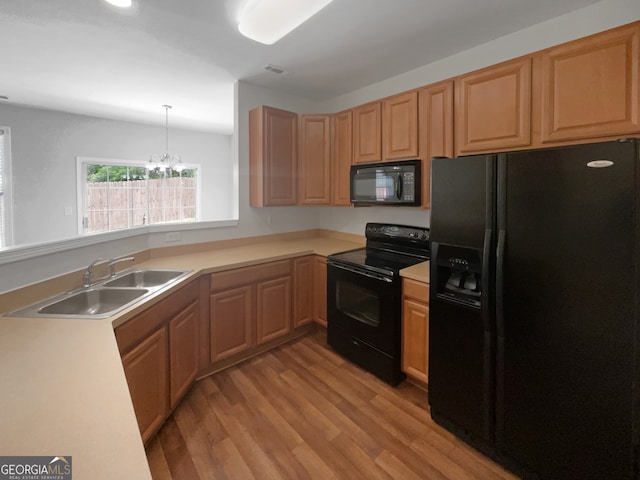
[{"x1": 264, "y1": 64, "x2": 286, "y2": 74}]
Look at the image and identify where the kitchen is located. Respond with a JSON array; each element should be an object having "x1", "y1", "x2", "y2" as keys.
[{"x1": 1, "y1": 0, "x2": 640, "y2": 478}]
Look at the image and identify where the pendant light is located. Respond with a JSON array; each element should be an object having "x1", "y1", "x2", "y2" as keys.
[{"x1": 147, "y1": 105, "x2": 184, "y2": 173}]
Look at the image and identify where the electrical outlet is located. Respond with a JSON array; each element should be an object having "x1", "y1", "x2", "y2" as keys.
[
  {"x1": 165, "y1": 232, "x2": 181, "y2": 242},
  {"x1": 64, "y1": 207, "x2": 72, "y2": 216}
]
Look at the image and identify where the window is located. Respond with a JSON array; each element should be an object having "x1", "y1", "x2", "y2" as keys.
[
  {"x1": 78, "y1": 158, "x2": 199, "y2": 235},
  {"x1": 0, "y1": 128, "x2": 12, "y2": 247}
]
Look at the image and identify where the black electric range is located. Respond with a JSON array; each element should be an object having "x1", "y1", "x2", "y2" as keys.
[{"x1": 326, "y1": 223, "x2": 429, "y2": 384}]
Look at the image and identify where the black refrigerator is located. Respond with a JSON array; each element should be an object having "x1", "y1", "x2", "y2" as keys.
[{"x1": 428, "y1": 139, "x2": 640, "y2": 479}]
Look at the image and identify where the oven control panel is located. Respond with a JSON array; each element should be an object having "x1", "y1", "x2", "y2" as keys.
[{"x1": 365, "y1": 223, "x2": 430, "y2": 245}]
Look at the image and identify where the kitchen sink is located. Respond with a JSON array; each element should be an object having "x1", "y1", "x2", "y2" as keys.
[
  {"x1": 38, "y1": 288, "x2": 149, "y2": 317},
  {"x1": 5, "y1": 268, "x2": 192, "y2": 319},
  {"x1": 103, "y1": 269, "x2": 186, "y2": 288}
]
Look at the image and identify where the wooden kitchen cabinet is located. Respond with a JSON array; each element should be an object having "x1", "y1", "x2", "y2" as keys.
[
  {"x1": 299, "y1": 114, "x2": 331, "y2": 205},
  {"x1": 209, "y1": 285, "x2": 253, "y2": 362},
  {"x1": 353, "y1": 101, "x2": 382, "y2": 164},
  {"x1": 115, "y1": 279, "x2": 199, "y2": 443},
  {"x1": 256, "y1": 276, "x2": 292, "y2": 344},
  {"x1": 402, "y1": 278, "x2": 429, "y2": 385},
  {"x1": 331, "y1": 109, "x2": 353, "y2": 206},
  {"x1": 293, "y1": 255, "x2": 315, "y2": 327},
  {"x1": 455, "y1": 57, "x2": 532, "y2": 154},
  {"x1": 168, "y1": 301, "x2": 199, "y2": 407},
  {"x1": 540, "y1": 23, "x2": 640, "y2": 144},
  {"x1": 314, "y1": 255, "x2": 328, "y2": 327},
  {"x1": 209, "y1": 259, "x2": 293, "y2": 364},
  {"x1": 419, "y1": 81, "x2": 454, "y2": 209},
  {"x1": 383, "y1": 90, "x2": 419, "y2": 161},
  {"x1": 120, "y1": 326, "x2": 168, "y2": 443},
  {"x1": 249, "y1": 106, "x2": 298, "y2": 206}
]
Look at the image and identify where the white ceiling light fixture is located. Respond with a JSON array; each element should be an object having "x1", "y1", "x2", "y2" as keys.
[
  {"x1": 103, "y1": 0, "x2": 132, "y2": 8},
  {"x1": 238, "y1": 0, "x2": 335, "y2": 45},
  {"x1": 147, "y1": 105, "x2": 184, "y2": 173}
]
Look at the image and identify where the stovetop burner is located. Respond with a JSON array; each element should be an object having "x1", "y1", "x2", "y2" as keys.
[{"x1": 328, "y1": 223, "x2": 430, "y2": 276}]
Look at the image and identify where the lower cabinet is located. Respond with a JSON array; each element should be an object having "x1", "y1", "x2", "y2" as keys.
[
  {"x1": 314, "y1": 255, "x2": 328, "y2": 327},
  {"x1": 293, "y1": 256, "x2": 315, "y2": 327},
  {"x1": 115, "y1": 280, "x2": 199, "y2": 443},
  {"x1": 210, "y1": 285, "x2": 253, "y2": 362},
  {"x1": 120, "y1": 326, "x2": 168, "y2": 442},
  {"x1": 256, "y1": 276, "x2": 292, "y2": 344},
  {"x1": 169, "y1": 301, "x2": 199, "y2": 407},
  {"x1": 115, "y1": 255, "x2": 331, "y2": 442},
  {"x1": 402, "y1": 278, "x2": 429, "y2": 385},
  {"x1": 209, "y1": 260, "x2": 293, "y2": 364}
]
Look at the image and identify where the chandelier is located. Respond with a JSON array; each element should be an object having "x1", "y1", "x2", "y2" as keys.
[{"x1": 147, "y1": 105, "x2": 184, "y2": 172}]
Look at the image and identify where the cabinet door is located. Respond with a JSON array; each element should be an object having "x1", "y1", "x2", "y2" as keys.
[
  {"x1": 456, "y1": 57, "x2": 532, "y2": 154},
  {"x1": 299, "y1": 114, "x2": 331, "y2": 205},
  {"x1": 353, "y1": 102, "x2": 382, "y2": 164},
  {"x1": 210, "y1": 285, "x2": 254, "y2": 362},
  {"x1": 169, "y1": 300, "x2": 199, "y2": 408},
  {"x1": 419, "y1": 81, "x2": 454, "y2": 209},
  {"x1": 541, "y1": 23, "x2": 640, "y2": 143},
  {"x1": 402, "y1": 279, "x2": 429, "y2": 384},
  {"x1": 383, "y1": 91, "x2": 419, "y2": 160},
  {"x1": 256, "y1": 276, "x2": 292, "y2": 344},
  {"x1": 293, "y1": 256, "x2": 314, "y2": 328},
  {"x1": 314, "y1": 256, "x2": 327, "y2": 327},
  {"x1": 249, "y1": 106, "x2": 298, "y2": 206},
  {"x1": 121, "y1": 326, "x2": 168, "y2": 443},
  {"x1": 332, "y1": 109, "x2": 353, "y2": 206}
]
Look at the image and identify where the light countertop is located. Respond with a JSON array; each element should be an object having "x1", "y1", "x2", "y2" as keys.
[
  {"x1": 400, "y1": 261, "x2": 430, "y2": 284},
  {"x1": 0, "y1": 235, "x2": 362, "y2": 480}
]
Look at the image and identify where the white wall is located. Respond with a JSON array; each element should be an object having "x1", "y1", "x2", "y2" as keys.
[{"x1": 0, "y1": 104, "x2": 232, "y2": 246}]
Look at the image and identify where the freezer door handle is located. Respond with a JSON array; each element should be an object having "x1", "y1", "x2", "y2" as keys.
[
  {"x1": 496, "y1": 229, "x2": 505, "y2": 338},
  {"x1": 481, "y1": 228, "x2": 492, "y2": 331}
]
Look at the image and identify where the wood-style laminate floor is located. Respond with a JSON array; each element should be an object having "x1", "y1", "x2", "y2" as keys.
[{"x1": 146, "y1": 329, "x2": 518, "y2": 480}]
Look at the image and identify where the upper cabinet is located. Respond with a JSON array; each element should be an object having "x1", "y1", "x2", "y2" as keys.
[
  {"x1": 298, "y1": 114, "x2": 331, "y2": 205},
  {"x1": 540, "y1": 23, "x2": 640, "y2": 144},
  {"x1": 383, "y1": 91, "x2": 419, "y2": 160},
  {"x1": 353, "y1": 101, "x2": 382, "y2": 163},
  {"x1": 419, "y1": 81, "x2": 454, "y2": 209},
  {"x1": 332, "y1": 109, "x2": 353, "y2": 206},
  {"x1": 455, "y1": 57, "x2": 532, "y2": 154},
  {"x1": 249, "y1": 106, "x2": 298, "y2": 206}
]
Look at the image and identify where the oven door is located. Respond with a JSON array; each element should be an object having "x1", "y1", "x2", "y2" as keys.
[{"x1": 326, "y1": 260, "x2": 399, "y2": 356}]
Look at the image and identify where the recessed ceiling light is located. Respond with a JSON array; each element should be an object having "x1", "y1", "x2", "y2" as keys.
[
  {"x1": 238, "y1": 0, "x2": 335, "y2": 45},
  {"x1": 104, "y1": 0, "x2": 132, "y2": 8}
]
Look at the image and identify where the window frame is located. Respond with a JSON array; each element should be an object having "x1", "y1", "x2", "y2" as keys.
[
  {"x1": 76, "y1": 156, "x2": 202, "y2": 236},
  {"x1": 0, "y1": 127, "x2": 13, "y2": 248}
]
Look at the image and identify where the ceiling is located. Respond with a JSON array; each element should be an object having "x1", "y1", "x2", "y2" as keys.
[{"x1": 0, "y1": 0, "x2": 602, "y2": 134}]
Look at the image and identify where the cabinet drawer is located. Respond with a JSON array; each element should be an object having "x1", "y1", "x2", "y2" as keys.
[
  {"x1": 115, "y1": 281, "x2": 199, "y2": 354},
  {"x1": 403, "y1": 278, "x2": 429, "y2": 303},
  {"x1": 210, "y1": 260, "x2": 291, "y2": 292}
]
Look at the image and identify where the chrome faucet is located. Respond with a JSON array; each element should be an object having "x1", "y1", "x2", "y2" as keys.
[
  {"x1": 108, "y1": 256, "x2": 135, "y2": 278},
  {"x1": 83, "y1": 258, "x2": 104, "y2": 287}
]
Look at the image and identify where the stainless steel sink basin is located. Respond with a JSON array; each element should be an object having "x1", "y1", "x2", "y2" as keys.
[
  {"x1": 37, "y1": 288, "x2": 149, "y2": 317},
  {"x1": 5, "y1": 268, "x2": 192, "y2": 319},
  {"x1": 103, "y1": 269, "x2": 186, "y2": 288}
]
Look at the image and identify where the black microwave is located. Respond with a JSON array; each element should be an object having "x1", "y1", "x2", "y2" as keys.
[{"x1": 350, "y1": 159, "x2": 421, "y2": 206}]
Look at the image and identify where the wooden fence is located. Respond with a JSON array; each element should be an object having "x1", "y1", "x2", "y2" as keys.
[{"x1": 87, "y1": 177, "x2": 196, "y2": 233}]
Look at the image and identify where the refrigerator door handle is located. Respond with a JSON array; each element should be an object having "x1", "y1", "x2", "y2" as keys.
[
  {"x1": 496, "y1": 230, "x2": 505, "y2": 337},
  {"x1": 481, "y1": 228, "x2": 493, "y2": 330}
]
